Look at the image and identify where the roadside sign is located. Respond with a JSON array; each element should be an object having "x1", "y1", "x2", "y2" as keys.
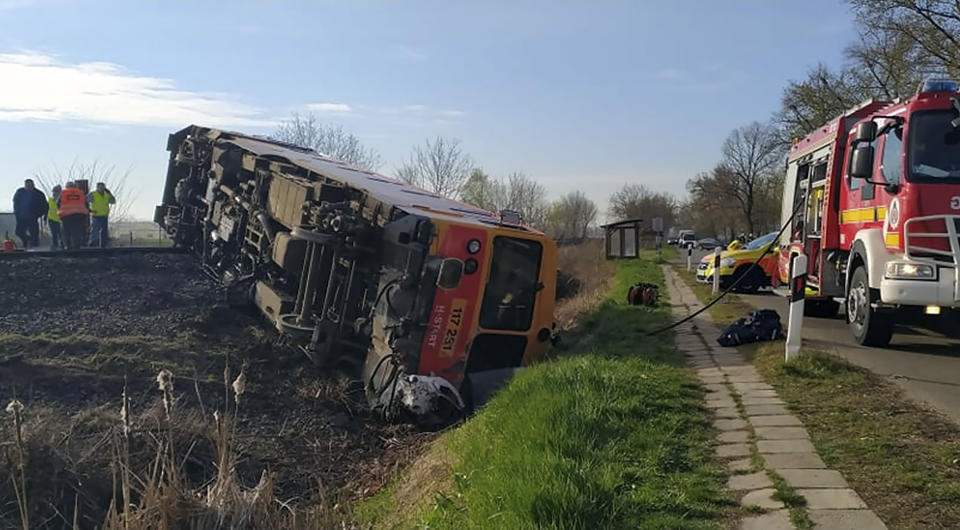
[
  {"x1": 786, "y1": 254, "x2": 807, "y2": 360},
  {"x1": 651, "y1": 217, "x2": 663, "y2": 233}
]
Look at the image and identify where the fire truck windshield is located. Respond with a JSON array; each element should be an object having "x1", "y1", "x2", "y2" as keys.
[{"x1": 909, "y1": 110, "x2": 960, "y2": 181}]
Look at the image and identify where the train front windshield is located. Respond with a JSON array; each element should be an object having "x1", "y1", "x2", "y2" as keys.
[{"x1": 479, "y1": 236, "x2": 543, "y2": 331}]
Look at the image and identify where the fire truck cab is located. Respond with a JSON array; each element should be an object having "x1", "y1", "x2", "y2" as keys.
[{"x1": 780, "y1": 79, "x2": 960, "y2": 346}]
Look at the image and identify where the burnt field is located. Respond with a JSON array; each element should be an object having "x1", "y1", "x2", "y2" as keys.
[{"x1": 0, "y1": 253, "x2": 431, "y2": 527}]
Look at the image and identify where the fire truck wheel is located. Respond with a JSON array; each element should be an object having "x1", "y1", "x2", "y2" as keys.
[{"x1": 847, "y1": 266, "x2": 894, "y2": 346}]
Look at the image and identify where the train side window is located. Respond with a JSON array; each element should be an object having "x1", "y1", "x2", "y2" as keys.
[{"x1": 880, "y1": 128, "x2": 903, "y2": 186}]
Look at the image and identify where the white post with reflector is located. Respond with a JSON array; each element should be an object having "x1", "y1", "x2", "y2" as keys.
[
  {"x1": 712, "y1": 247, "x2": 721, "y2": 294},
  {"x1": 785, "y1": 254, "x2": 808, "y2": 361},
  {"x1": 686, "y1": 246, "x2": 693, "y2": 272}
]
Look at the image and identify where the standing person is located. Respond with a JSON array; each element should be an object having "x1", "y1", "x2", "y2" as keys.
[
  {"x1": 47, "y1": 185, "x2": 63, "y2": 250},
  {"x1": 12, "y1": 178, "x2": 47, "y2": 248},
  {"x1": 86, "y1": 182, "x2": 116, "y2": 248},
  {"x1": 58, "y1": 181, "x2": 88, "y2": 250}
]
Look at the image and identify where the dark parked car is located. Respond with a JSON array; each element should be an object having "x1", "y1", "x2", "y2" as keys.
[{"x1": 697, "y1": 238, "x2": 722, "y2": 250}]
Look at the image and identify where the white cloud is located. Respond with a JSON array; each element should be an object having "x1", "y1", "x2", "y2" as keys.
[
  {"x1": 306, "y1": 102, "x2": 352, "y2": 113},
  {"x1": 0, "y1": 51, "x2": 275, "y2": 127},
  {"x1": 0, "y1": 0, "x2": 37, "y2": 10}
]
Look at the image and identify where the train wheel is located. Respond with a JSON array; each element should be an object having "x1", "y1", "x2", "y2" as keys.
[{"x1": 847, "y1": 266, "x2": 893, "y2": 346}]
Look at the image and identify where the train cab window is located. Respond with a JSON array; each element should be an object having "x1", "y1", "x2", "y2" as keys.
[
  {"x1": 480, "y1": 237, "x2": 542, "y2": 331},
  {"x1": 880, "y1": 128, "x2": 903, "y2": 186}
]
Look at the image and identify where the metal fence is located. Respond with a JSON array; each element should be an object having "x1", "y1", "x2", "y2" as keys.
[{"x1": 27, "y1": 221, "x2": 172, "y2": 249}]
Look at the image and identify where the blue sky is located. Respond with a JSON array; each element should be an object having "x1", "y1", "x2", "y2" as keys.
[{"x1": 0, "y1": 0, "x2": 855, "y2": 220}]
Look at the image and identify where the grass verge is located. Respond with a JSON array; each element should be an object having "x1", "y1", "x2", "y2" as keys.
[
  {"x1": 357, "y1": 252, "x2": 733, "y2": 529},
  {"x1": 672, "y1": 264, "x2": 960, "y2": 528}
]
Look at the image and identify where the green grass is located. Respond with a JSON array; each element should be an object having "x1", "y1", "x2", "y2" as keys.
[
  {"x1": 672, "y1": 264, "x2": 960, "y2": 528},
  {"x1": 357, "y1": 252, "x2": 733, "y2": 529}
]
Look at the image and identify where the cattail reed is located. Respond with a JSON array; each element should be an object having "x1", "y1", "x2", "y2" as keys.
[
  {"x1": 7, "y1": 399, "x2": 28, "y2": 530},
  {"x1": 232, "y1": 368, "x2": 247, "y2": 407},
  {"x1": 156, "y1": 369, "x2": 174, "y2": 420}
]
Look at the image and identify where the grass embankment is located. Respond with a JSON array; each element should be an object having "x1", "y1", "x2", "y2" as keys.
[
  {"x1": 673, "y1": 265, "x2": 960, "y2": 528},
  {"x1": 358, "y1": 252, "x2": 732, "y2": 529}
]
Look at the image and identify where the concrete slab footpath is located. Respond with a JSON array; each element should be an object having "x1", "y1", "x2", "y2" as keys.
[{"x1": 662, "y1": 265, "x2": 887, "y2": 530}]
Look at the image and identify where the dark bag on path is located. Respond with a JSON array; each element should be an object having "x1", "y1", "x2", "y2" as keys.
[{"x1": 717, "y1": 309, "x2": 783, "y2": 346}]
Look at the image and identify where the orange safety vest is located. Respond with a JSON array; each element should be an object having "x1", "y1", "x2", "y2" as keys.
[{"x1": 58, "y1": 188, "x2": 88, "y2": 217}]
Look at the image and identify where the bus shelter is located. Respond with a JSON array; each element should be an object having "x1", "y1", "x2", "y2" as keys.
[{"x1": 602, "y1": 218, "x2": 642, "y2": 259}]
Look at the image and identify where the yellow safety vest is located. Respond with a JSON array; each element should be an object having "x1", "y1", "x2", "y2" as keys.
[
  {"x1": 90, "y1": 191, "x2": 112, "y2": 217},
  {"x1": 47, "y1": 198, "x2": 60, "y2": 222}
]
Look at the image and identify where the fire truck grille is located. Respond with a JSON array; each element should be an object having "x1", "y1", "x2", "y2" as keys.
[{"x1": 903, "y1": 215, "x2": 960, "y2": 266}]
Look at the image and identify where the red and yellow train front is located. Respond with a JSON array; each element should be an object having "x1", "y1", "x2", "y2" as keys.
[{"x1": 416, "y1": 218, "x2": 557, "y2": 391}]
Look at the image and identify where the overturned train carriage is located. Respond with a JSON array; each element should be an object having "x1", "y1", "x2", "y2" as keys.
[{"x1": 155, "y1": 125, "x2": 557, "y2": 420}]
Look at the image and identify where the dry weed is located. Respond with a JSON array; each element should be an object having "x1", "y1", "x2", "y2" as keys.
[{"x1": 554, "y1": 240, "x2": 614, "y2": 330}]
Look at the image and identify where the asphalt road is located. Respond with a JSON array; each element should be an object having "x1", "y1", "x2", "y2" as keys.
[{"x1": 680, "y1": 247, "x2": 960, "y2": 425}]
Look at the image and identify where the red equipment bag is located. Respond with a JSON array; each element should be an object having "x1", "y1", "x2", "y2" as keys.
[{"x1": 627, "y1": 282, "x2": 659, "y2": 307}]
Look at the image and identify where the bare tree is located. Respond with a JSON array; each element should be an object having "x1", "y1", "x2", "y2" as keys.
[
  {"x1": 395, "y1": 163, "x2": 421, "y2": 187},
  {"x1": 33, "y1": 160, "x2": 138, "y2": 223},
  {"x1": 502, "y1": 172, "x2": 549, "y2": 229},
  {"x1": 776, "y1": 63, "x2": 862, "y2": 143},
  {"x1": 849, "y1": 0, "x2": 960, "y2": 79},
  {"x1": 460, "y1": 169, "x2": 506, "y2": 212},
  {"x1": 777, "y1": 1, "x2": 955, "y2": 142},
  {"x1": 395, "y1": 137, "x2": 473, "y2": 198},
  {"x1": 845, "y1": 25, "x2": 930, "y2": 100},
  {"x1": 607, "y1": 183, "x2": 678, "y2": 228},
  {"x1": 546, "y1": 191, "x2": 598, "y2": 242},
  {"x1": 272, "y1": 112, "x2": 383, "y2": 170},
  {"x1": 719, "y1": 122, "x2": 785, "y2": 234}
]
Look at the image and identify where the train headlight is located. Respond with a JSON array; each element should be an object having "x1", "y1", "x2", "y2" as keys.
[
  {"x1": 464, "y1": 258, "x2": 479, "y2": 274},
  {"x1": 885, "y1": 261, "x2": 937, "y2": 280},
  {"x1": 467, "y1": 239, "x2": 482, "y2": 254}
]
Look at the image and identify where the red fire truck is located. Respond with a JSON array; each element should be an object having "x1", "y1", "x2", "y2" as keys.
[{"x1": 779, "y1": 79, "x2": 960, "y2": 346}]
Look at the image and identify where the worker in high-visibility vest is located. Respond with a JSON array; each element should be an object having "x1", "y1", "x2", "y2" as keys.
[
  {"x1": 47, "y1": 185, "x2": 63, "y2": 250},
  {"x1": 58, "y1": 181, "x2": 89, "y2": 250},
  {"x1": 86, "y1": 182, "x2": 116, "y2": 248}
]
